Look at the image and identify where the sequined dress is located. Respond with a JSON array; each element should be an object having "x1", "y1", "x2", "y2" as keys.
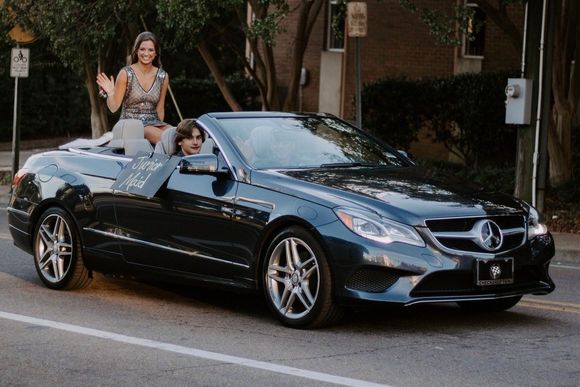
[{"x1": 119, "y1": 66, "x2": 168, "y2": 127}]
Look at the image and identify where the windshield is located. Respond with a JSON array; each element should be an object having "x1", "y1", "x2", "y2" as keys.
[{"x1": 216, "y1": 116, "x2": 408, "y2": 169}]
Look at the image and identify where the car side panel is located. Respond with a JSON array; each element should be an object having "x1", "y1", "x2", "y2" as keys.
[
  {"x1": 8, "y1": 154, "x2": 125, "y2": 268},
  {"x1": 113, "y1": 170, "x2": 243, "y2": 280}
]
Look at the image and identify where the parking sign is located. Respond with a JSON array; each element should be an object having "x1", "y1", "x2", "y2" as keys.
[{"x1": 10, "y1": 48, "x2": 29, "y2": 78}]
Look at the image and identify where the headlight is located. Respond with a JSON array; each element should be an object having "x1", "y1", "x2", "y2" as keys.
[
  {"x1": 527, "y1": 205, "x2": 548, "y2": 239},
  {"x1": 335, "y1": 208, "x2": 425, "y2": 247}
]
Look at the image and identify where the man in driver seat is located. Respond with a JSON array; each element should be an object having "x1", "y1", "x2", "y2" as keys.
[{"x1": 173, "y1": 119, "x2": 206, "y2": 157}]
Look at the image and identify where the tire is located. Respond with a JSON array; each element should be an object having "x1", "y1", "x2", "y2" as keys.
[
  {"x1": 457, "y1": 295, "x2": 522, "y2": 313},
  {"x1": 33, "y1": 207, "x2": 92, "y2": 290},
  {"x1": 263, "y1": 226, "x2": 343, "y2": 328}
]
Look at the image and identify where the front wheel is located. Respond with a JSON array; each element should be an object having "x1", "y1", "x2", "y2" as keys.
[
  {"x1": 33, "y1": 207, "x2": 92, "y2": 290},
  {"x1": 263, "y1": 226, "x2": 342, "y2": 329},
  {"x1": 457, "y1": 295, "x2": 522, "y2": 313}
]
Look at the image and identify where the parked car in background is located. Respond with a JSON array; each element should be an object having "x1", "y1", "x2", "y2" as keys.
[{"x1": 7, "y1": 112, "x2": 555, "y2": 328}]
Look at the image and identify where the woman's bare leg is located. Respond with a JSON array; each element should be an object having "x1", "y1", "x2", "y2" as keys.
[{"x1": 144, "y1": 125, "x2": 171, "y2": 144}]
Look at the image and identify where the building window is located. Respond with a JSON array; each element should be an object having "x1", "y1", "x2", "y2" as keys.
[
  {"x1": 327, "y1": 0, "x2": 345, "y2": 51},
  {"x1": 463, "y1": 3, "x2": 486, "y2": 57}
]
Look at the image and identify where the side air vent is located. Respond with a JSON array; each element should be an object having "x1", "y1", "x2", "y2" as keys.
[{"x1": 345, "y1": 268, "x2": 403, "y2": 293}]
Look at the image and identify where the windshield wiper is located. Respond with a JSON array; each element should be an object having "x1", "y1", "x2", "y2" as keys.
[{"x1": 319, "y1": 162, "x2": 376, "y2": 168}]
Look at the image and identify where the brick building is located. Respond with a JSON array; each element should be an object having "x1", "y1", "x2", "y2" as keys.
[{"x1": 271, "y1": 1, "x2": 524, "y2": 159}]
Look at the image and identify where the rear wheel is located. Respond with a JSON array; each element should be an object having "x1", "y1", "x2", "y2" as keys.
[
  {"x1": 263, "y1": 226, "x2": 342, "y2": 328},
  {"x1": 457, "y1": 295, "x2": 522, "y2": 312},
  {"x1": 33, "y1": 207, "x2": 91, "y2": 290}
]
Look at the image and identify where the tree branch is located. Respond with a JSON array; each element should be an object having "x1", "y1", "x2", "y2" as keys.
[{"x1": 197, "y1": 39, "x2": 242, "y2": 111}]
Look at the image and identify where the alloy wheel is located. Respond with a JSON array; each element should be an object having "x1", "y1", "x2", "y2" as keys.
[
  {"x1": 35, "y1": 213, "x2": 74, "y2": 284},
  {"x1": 265, "y1": 237, "x2": 320, "y2": 320}
]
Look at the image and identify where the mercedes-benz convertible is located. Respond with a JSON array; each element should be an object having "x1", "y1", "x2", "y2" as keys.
[{"x1": 7, "y1": 112, "x2": 555, "y2": 328}]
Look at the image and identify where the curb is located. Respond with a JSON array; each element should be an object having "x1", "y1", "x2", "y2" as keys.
[{"x1": 551, "y1": 248, "x2": 580, "y2": 266}]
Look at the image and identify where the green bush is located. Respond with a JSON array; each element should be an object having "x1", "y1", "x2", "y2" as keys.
[
  {"x1": 430, "y1": 71, "x2": 518, "y2": 168},
  {"x1": 418, "y1": 159, "x2": 515, "y2": 194},
  {"x1": 361, "y1": 77, "x2": 428, "y2": 149},
  {"x1": 0, "y1": 43, "x2": 90, "y2": 141},
  {"x1": 361, "y1": 71, "x2": 518, "y2": 169}
]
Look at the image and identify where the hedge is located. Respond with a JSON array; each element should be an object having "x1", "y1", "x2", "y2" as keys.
[{"x1": 361, "y1": 71, "x2": 518, "y2": 169}]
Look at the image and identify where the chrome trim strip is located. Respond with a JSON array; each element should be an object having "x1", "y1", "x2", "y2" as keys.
[
  {"x1": 502, "y1": 227, "x2": 526, "y2": 236},
  {"x1": 236, "y1": 196, "x2": 275, "y2": 210},
  {"x1": 6, "y1": 207, "x2": 29, "y2": 217},
  {"x1": 84, "y1": 228, "x2": 249, "y2": 268},
  {"x1": 9, "y1": 223, "x2": 30, "y2": 236},
  {"x1": 68, "y1": 148, "x2": 132, "y2": 162},
  {"x1": 423, "y1": 213, "x2": 525, "y2": 226},
  {"x1": 432, "y1": 227, "x2": 525, "y2": 239},
  {"x1": 405, "y1": 288, "x2": 550, "y2": 306}
]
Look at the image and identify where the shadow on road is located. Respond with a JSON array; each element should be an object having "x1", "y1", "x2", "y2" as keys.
[{"x1": 1, "y1": 255, "x2": 555, "y2": 333}]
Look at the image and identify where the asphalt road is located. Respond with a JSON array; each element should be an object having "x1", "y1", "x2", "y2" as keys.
[{"x1": 1, "y1": 209, "x2": 579, "y2": 386}]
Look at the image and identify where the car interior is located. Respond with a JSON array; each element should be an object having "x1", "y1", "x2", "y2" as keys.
[{"x1": 60, "y1": 119, "x2": 215, "y2": 158}]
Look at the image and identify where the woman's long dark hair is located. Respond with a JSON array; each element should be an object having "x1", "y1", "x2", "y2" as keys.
[{"x1": 130, "y1": 31, "x2": 161, "y2": 67}]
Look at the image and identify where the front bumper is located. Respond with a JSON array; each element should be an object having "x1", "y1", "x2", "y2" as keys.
[{"x1": 317, "y1": 222, "x2": 555, "y2": 306}]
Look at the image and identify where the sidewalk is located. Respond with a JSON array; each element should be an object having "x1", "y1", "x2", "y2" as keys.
[{"x1": 0, "y1": 143, "x2": 578, "y2": 265}]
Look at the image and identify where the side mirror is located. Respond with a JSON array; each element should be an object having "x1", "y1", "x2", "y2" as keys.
[{"x1": 179, "y1": 154, "x2": 228, "y2": 175}]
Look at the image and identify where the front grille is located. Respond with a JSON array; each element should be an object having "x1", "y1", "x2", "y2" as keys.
[
  {"x1": 345, "y1": 267, "x2": 402, "y2": 293},
  {"x1": 425, "y1": 215, "x2": 526, "y2": 254}
]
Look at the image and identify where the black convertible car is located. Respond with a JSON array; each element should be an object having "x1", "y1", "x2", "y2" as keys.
[{"x1": 7, "y1": 112, "x2": 555, "y2": 328}]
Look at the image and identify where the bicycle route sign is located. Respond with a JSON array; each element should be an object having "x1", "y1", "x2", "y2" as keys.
[{"x1": 10, "y1": 47, "x2": 29, "y2": 78}]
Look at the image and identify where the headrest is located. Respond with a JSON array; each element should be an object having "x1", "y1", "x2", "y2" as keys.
[{"x1": 154, "y1": 126, "x2": 177, "y2": 155}]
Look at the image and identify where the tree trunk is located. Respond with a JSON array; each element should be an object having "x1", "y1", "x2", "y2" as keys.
[
  {"x1": 547, "y1": 0, "x2": 579, "y2": 186},
  {"x1": 283, "y1": 0, "x2": 324, "y2": 112},
  {"x1": 548, "y1": 109, "x2": 572, "y2": 185},
  {"x1": 84, "y1": 49, "x2": 108, "y2": 138},
  {"x1": 473, "y1": 0, "x2": 522, "y2": 53},
  {"x1": 262, "y1": 42, "x2": 280, "y2": 110},
  {"x1": 198, "y1": 40, "x2": 242, "y2": 111}
]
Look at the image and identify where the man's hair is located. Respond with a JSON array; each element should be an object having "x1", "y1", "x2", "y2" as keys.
[{"x1": 174, "y1": 119, "x2": 206, "y2": 149}]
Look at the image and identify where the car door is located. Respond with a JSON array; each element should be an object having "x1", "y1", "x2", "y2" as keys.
[{"x1": 113, "y1": 165, "x2": 244, "y2": 279}]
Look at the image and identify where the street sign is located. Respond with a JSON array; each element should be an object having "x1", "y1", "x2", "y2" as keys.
[
  {"x1": 10, "y1": 48, "x2": 29, "y2": 78},
  {"x1": 8, "y1": 25, "x2": 36, "y2": 44},
  {"x1": 347, "y1": 2, "x2": 367, "y2": 37}
]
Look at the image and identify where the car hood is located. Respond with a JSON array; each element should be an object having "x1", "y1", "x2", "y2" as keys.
[{"x1": 252, "y1": 166, "x2": 524, "y2": 225}]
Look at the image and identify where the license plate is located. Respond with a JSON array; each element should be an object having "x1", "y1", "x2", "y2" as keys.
[{"x1": 476, "y1": 258, "x2": 514, "y2": 286}]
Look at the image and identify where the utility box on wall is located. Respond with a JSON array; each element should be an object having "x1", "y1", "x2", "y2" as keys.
[{"x1": 505, "y1": 78, "x2": 533, "y2": 125}]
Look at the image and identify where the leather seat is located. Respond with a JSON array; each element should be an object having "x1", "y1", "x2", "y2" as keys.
[
  {"x1": 108, "y1": 119, "x2": 153, "y2": 156},
  {"x1": 154, "y1": 126, "x2": 177, "y2": 155}
]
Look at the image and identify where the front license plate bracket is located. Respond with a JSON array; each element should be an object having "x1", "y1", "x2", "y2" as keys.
[{"x1": 475, "y1": 257, "x2": 514, "y2": 286}]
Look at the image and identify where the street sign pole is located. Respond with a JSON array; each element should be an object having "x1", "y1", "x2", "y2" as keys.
[
  {"x1": 9, "y1": 45, "x2": 29, "y2": 185},
  {"x1": 347, "y1": 2, "x2": 367, "y2": 129},
  {"x1": 355, "y1": 38, "x2": 362, "y2": 129},
  {"x1": 12, "y1": 67, "x2": 20, "y2": 182}
]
